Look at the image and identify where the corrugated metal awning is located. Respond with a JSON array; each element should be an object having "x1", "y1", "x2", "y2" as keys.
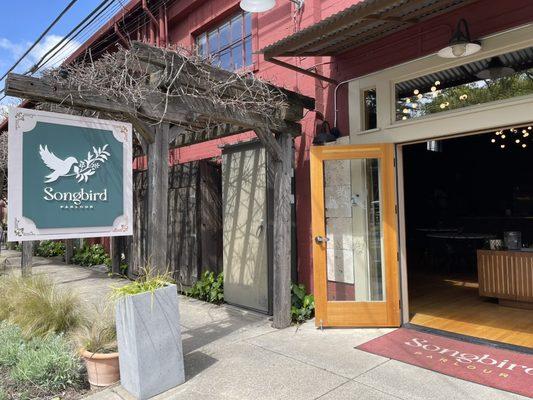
[{"x1": 261, "y1": 0, "x2": 476, "y2": 57}]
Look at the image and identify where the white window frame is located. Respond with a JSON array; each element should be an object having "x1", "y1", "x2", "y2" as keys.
[{"x1": 348, "y1": 23, "x2": 533, "y2": 145}]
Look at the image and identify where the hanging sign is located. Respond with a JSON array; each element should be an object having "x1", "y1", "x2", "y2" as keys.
[{"x1": 8, "y1": 108, "x2": 133, "y2": 241}]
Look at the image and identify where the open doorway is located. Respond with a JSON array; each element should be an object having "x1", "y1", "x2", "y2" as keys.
[{"x1": 403, "y1": 126, "x2": 533, "y2": 349}]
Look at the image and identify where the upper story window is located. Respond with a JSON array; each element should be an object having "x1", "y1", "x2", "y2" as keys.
[
  {"x1": 196, "y1": 11, "x2": 252, "y2": 71},
  {"x1": 395, "y1": 47, "x2": 533, "y2": 121}
]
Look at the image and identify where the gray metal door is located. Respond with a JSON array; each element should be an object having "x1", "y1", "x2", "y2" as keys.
[{"x1": 222, "y1": 143, "x2": 269, "y2": 313}]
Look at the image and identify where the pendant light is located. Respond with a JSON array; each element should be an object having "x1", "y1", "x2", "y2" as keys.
[
  {"x1": 240, "y1": 0, "x2": 275, "y2": 12},
  {"x1": 438, "y1": 19, "x2": 481, "y2": 58},
  {"x1": 475, "y1": 57, "x2": 515, "y2": 80}
]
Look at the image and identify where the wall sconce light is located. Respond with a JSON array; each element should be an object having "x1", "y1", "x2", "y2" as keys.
[
  {"x1": 240, "y1": 0, "x2": 304, "y2": 13},
  {"x1": 438, "y1": 19, "x2": 481, "y2": 58},
  {"x1": 475, "y1": 57, "x2": 515, "y2": 80}
]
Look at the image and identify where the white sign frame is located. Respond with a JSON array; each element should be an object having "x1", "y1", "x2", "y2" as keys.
[{"x1": 8, "y1": 108, "x2": 133, "y2": 241}]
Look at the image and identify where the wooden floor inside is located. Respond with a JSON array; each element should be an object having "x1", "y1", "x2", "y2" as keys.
[{"x1": 409, "y1": 274, "x2": 533, "y2": 348}]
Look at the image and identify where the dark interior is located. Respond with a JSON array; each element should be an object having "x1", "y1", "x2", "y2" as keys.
[{"x1": 403, "y1": 127, "x2": 533, "y2": 320}]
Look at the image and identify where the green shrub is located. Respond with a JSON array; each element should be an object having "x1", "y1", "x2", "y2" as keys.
[
  {"x1": 291, "y1": 283, "x2": 315, "y2": 323},
  {"x1": 0, "y1": 275, "x2": 84, "y2": 338},
  {"x1": 34, "y1": 240, "x2": 65, "y2": 257},
  {"x1": 72, "y1": 244, "x2": 111, "y2": 267},
  {"x1": 11, "y1": 334, "x2": 83, "y2": 391},
  {"x1": 187, "y1": 271, "x2": 224, "y2": 304},
  {"x1": 0, "y1": 322, "x2": 24, "y2": 367}
]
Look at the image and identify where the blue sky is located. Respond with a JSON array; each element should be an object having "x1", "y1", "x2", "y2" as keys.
[{"x1": 0, "y1": 1, "x2": 121, "y2": 109}]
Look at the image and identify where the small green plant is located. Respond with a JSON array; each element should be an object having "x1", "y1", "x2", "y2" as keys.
[
  {"x1": 0, "y1": 386, "x2": 6, "y2": 400},
  {"x1": 0, "y1": 322, "x2": 24, "y2": 368},
  {"x1": 72, "y1": 244, "x2": 111, "y2": 267},
  {"x1": 11, "y1": 334, "x2": 83, "y2": 391},
  {"x1": 0, "y1": 275, "x2": 84, "y2": 338},
  {"x1": 34, "y1": 240, "x2": 65, "y2": 257},
  {"x1": 187, "y1": 271, "x2": 224, "y2": 304},
  {"x1": 110, "y1": 267, "x2": 174, "y2": 300},
  {"x1": 12, "y1": 242, "x2": 22, "y2": 252},
  {"x1": 291, "y1": 283, "x2": 315, "y2": 323}
]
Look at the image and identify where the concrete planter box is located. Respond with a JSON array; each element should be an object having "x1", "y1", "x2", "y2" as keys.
[{"x1": 115, "y1": 284, "x2": 185, "y2": 399}]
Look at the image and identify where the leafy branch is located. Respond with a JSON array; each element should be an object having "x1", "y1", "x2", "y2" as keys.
[{"x1": 73, "y1": 145, "x2": 110, "y2": 182}]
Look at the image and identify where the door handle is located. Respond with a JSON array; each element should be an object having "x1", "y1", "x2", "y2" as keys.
[{"x1": 315, "y1": 236, "x2": 329, "y2": 244}]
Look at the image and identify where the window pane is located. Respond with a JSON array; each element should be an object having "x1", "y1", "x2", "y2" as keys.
[
  {"x1": 208, "y1": 32, "x2": 218, "y2": 53},
  {"x1": 362, "y1": 89, "x2": 377, "y2": 130},
  {"x1": 324, "y1": 158, "x2": 385, "y2": 302},
  {"x1": 232, "y1": 43, "x2": 243, "y2": 70},
  {"x1": 219, "y1": 50, "x2": 231, "y2": 70},
  {"x1": 244, "y1": 12, "x2": 252, "y2": 35},
  {"x1": 231, "y1": 15, "x2": 243, "y2": 43},
  {"x1": 219, "y1": 23, "x2": 230, "y2": 49},
  {"x1": 244, "y1": 37, "x2": 253, "y2": 67},
  {"x1": 197, "y1": 34, "x2": 207, "y2": 56},
  {"x1": 395, "y1": 48, "x2": 533, "y2": 121}
]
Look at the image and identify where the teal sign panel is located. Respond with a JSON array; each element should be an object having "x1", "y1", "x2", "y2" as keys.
[{"x1": 23, "y1": 122, "x2": 123, "y2": 229}]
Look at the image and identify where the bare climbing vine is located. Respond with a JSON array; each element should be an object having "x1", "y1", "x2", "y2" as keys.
[{"x1": 42, "y1": 44, "x2": 290, "y2": 135}]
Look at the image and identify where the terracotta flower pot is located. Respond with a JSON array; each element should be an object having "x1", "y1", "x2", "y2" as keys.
[{"x1": 81, "y1": 349, "x2": 120, "y2": 389}]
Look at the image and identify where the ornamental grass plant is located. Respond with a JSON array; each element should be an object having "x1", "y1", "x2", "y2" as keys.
[
  {"x1": 0, "y1": 274, "x2": 85, "y2": 339},
  {"x1": 110, "y1": 266, "x2": 174, "y2": 300},
  {"x1": 74, "y1": 306, "x2": 117, "y2": 354}
]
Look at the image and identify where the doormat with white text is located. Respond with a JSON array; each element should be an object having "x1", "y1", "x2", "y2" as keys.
[{"x1": 356, "y1": 328, "x2": 532, "y2": 397}]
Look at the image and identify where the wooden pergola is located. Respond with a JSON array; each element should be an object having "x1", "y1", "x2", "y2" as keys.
[{"x1": 5, "y1": 41, "x2": 314, "y2": 328}]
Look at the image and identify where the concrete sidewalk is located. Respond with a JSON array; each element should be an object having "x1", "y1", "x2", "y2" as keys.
[{"x1": 2, "y1": 252, "x2": 526, "y2": 400}]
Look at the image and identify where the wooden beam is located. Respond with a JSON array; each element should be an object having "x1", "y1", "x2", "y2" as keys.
[
  {"x1": 64, "y1": 239, "x2": 74, "y2": 264},
  {"x1": 254, "y1": 127, "x2": 282, "y2": 162},
  {"x1": 146, "y1": 122, "x2": 169, "y2": 273},
  {"x1": 131, "y1": 41, "x2": 315, "y2": 112},
  {"x1": 272, "y1": 132, "x2": 292, "y2": 329},
  {"x1": 5, "y1": 73, "x2": 301, "y2": 137},
  {"x1": 126, "y1": 114, "x2": 155, "y2": 143},
  {"x1": 21, "y1": 241, "x2": 33, "y2": 277}
]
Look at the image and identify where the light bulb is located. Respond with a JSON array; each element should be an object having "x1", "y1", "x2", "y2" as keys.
[
  {"x1": 491, "y1": 139, "x2": 496, "y2": 143},
  {"x1": 413, "y1": 89, "x2": 419, "y2": 95},
  {"x1": 500, "y1": 144, "x2": 505, "y2": 148},
  {"x1": 501, "y1": 134, "x2": 506, "y2": 139},
  {"x1": 524, "y1": 132, "x2": 529, "y2": 137},
  {"x1": 431, "y1": 86, "x2": 437, "y2": 92},
  {"x1": 451, "y1": 43, "x2": 467, "y2": 57},
  {"x1": 435, "y1": 80, "x2": 441, "y2": 85},
  {"x1": 402, "y1": 116, "x2": 407, "y2": 120},
  {"x1": 403, "y1": 108, "x2": 409, "y2": 114},
  {"x1": 515, "y1": 139, "x2": 520, "y2": 144},
  {"x1": 406, "y1": 98, "x2": 411, "y2": 103},
  {"x1": 522, "y1": 143, "x2": 527, "y2": 148},
  {"x1": 417, "y1": 94, "x2": 423, "y2": 99}
]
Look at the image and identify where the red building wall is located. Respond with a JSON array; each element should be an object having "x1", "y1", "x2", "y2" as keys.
[{"x1": 157, "y1": 0, "x2": 533, "y2": 294}]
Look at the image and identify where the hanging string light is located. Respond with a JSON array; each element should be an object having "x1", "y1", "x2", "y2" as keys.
[{"x1": 490, "y1": 125, "x2": 532, "y2": 149}]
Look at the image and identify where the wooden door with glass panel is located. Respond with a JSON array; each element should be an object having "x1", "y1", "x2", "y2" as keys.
[{"x1": 310, "y1": 144, "x2": 400, "y2": 327}]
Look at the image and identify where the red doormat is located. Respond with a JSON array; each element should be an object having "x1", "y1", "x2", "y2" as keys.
[{"x1": 356, "y1": 328, "x2": 533, "y2": 398}]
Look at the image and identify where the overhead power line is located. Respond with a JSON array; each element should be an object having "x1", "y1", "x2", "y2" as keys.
[
  {"x1": 28, "y1": 0, "x2": 118, "y2": 74},
  {"x1": 0, "y1": 0, "x2": 79, "y2": 83}
]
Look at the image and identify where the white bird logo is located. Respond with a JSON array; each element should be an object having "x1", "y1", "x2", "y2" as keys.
[
  {"x1": 39, "y1": 145, "x2": 78, "y2": 183},
  {"x1": 39, "y1": 144, "x2": 110, "y2": 183}
]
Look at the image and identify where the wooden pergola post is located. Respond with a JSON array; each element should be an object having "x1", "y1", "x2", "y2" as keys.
[
  {"x1": 271, "y1": 132, "x2": 293, "y2": 328},
  {"x1": 21, "y1": 241, "x2": 33, "y2": 277},
  {"x1": 146, "y1": 122, "x2": 169, "y2": 272},
  {"x1": 64, "y1": 239, "x2": 74, "y2": 264}
]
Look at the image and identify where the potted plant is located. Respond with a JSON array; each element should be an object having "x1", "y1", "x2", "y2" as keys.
[
  {"x1": 111, "y1": 269, "x2": 185, "y2": 400},
  {"x1": 75, "y1": 310, "x2": 120, "y2": 389}
]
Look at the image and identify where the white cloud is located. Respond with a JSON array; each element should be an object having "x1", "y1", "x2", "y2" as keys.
[{"x1": 0, "y1": 34, "x2": 81, "y2": 74}]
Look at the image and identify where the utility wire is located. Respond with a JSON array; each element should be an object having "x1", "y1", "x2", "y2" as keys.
[
  {"x1": 28, "y1": 0, "x2": 117, "y2": 74},
  {"x1": 0, "y1": 0, "x2": 79, "y2": 83}
]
